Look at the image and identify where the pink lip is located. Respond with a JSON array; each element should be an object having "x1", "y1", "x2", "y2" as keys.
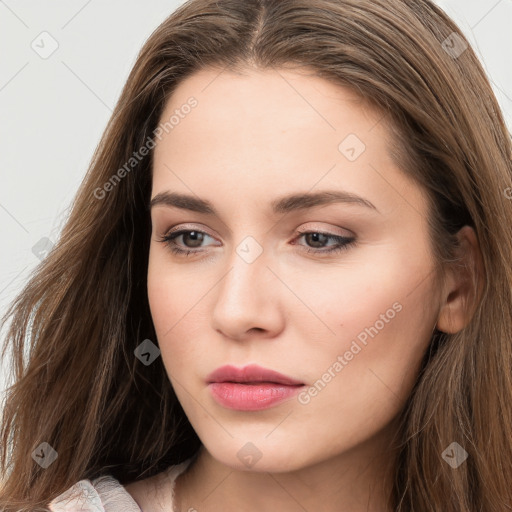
[
  {"x1": 206, "y1": 364, "x2": 305, "y2": 411},
  {"x1": 206, "y1": 364, "x2": 304, "y2": 386}
]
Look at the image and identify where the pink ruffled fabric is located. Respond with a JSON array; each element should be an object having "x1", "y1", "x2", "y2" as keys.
[{"x1": 48, "y1": 458, "x2": 194, "y2": 512}]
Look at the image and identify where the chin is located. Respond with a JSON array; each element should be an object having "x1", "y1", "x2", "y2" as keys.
[{"x1": 203, "y1": 437, "x2": 315, "y2": 473}]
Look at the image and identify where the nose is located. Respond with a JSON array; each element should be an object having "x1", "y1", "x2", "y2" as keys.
[{"x1": 210, "y1": 244, "x2": 285, "y2": 341}]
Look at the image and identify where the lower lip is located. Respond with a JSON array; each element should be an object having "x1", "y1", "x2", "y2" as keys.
[{"x1": 208, "y1": 382, "x2": 304, "y2": 411}]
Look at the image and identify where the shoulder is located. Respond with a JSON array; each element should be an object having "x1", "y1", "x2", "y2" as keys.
[
  {"x1": 124, "y1": 473, "x2": 162, "y2": 510},
  {"x1": 124, "y1": 458, "x2": 196, "y2": 512},
  {"x1": 48, "y1": 458, "x2": 195, "y2": 512},
  {"x1": 48, "y1": 476, "x2": 140, "y2": 512}
]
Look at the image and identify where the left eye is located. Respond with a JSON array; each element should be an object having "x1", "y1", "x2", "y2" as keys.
[
  {"x1": 293, "y1": 231, "x2": 355, "y2": 255},
  {"x1": 158, "y1": 229, "x2": 355, "y2": 256}
]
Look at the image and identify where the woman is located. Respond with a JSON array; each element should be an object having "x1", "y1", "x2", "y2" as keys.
[{"x1": 1, "y1": 0, "x2": 511, "y2": 511}]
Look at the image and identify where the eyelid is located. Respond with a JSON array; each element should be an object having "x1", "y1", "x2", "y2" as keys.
[
  {"x1": 164, "y1": 223, "x2": 218, "y2": 240},
  {"x1": 295, "y1": 223, "x2": 355, "y2": 239},
  {"x1": 161, "y1": 222, "x2": 353, "y2": 243}
]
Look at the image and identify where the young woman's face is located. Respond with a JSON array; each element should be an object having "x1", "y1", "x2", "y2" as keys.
[{"x1": 148, "y1": 67, "x2": 441, "y2": 472}]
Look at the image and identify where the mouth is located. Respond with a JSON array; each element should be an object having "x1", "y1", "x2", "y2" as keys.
[
  {"x1": 206, "y1": 364, "x2": 305, "y2": 411},
  {"x1": 206, "y1": 363, "x2": 304, "y2": 386},
  {"x1": 207, "y1": 381, "x2": 304, "y2": 411},
  {"x1": 222, "y1": 380, "x2": 303, "y2": 385}
]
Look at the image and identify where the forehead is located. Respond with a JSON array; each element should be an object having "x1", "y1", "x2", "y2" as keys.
[
  {"x1": 150, "y1": 66, "x2": 426, "y2": 220},
  {"x1": 158, "y1": 66, "x2": 383, "y2": 137},
  {"x1": 153, "y1": 67, "x2": 388, "y2": 167}
]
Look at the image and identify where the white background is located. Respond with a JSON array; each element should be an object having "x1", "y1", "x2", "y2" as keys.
[{"x1": 1, "y1": 0, "x2": 511, "y2": 397}]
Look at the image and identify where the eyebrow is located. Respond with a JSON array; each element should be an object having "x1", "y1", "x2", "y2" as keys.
[{"x1": 150, "y1": 190, "x2": 379, "y2": 215}]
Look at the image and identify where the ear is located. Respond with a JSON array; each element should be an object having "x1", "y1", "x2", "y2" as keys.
[{"x1": 436, "y1": 225, "x2": 485, "y2": 334}]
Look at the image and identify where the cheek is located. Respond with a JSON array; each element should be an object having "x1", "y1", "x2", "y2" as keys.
[
  {"x1": 147, "y1": 250, "x2": 209, "y2": 372},
  {"x1": 295, "y1": 308, "x2": 431, "y2": 458},
  {"x1": 147, "y1": 250, "x2": 182, "y2": 356},
  {"x1": 291, "y1": 241, "x2": 435, "y2": 348},
  {"x1": 147, "y1": 247, "x2": 195, "y2": 328},
  {"x1": 292, "y1": 249, "x2": 436, "y2": 442}
]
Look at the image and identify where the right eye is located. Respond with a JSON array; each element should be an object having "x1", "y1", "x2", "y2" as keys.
[{"x1": 157, "y1": 229, "x2": 218, "y2": 256}]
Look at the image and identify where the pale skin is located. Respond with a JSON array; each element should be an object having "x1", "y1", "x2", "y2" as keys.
[{"x1": 125, "y1": 66, "x2": 482, "y2": 512}]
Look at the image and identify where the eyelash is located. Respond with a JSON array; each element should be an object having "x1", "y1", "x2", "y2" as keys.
[{"x1": 157, "y1": 229, "x2": 355, "y2": 257}]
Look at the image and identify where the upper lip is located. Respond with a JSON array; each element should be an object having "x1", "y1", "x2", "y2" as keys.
[{"x1": 206, "y1": 364, "x2": 304, "y2": 386}]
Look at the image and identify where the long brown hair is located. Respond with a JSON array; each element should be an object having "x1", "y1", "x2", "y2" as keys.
[{"x1": 1, "y1": 1, "x2": 511, "y2": 510}]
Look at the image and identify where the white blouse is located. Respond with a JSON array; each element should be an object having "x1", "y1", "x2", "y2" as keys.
[{"x1": 48, "y1": 457, "x2": 195, "y2": 512}]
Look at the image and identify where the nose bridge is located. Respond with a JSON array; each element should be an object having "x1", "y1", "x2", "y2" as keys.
[
  {"x1": 217, "y1": 237, "x2": 269, "y2": 310},
  {"x1": 211, "y1": 234, "x2": 282, "y2": 337}
]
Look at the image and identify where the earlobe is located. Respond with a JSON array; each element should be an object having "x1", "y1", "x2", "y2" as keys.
[{"x1": 435, "y1": 225, "x2": 484, "y2": 334}]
